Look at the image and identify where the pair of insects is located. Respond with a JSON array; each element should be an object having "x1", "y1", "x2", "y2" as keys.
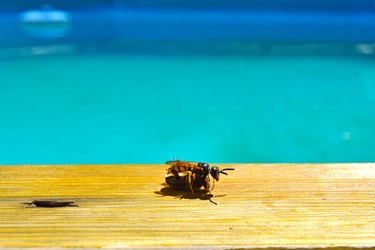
[{"x1": 165, "y1": 159, "x2": 234, "y2": 194}]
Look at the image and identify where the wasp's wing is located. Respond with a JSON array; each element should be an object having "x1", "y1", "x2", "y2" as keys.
[
  {"x1": 165, "y1": 159, "x2": 180, "y2": 165},
  {"x1": 165, "y1": 160, "x2": 197, "y2": 167}
]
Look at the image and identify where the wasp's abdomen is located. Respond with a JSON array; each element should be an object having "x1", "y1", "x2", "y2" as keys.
[
  {"x1": 167, "y1": 162, "x2": 195, "y2": 175},
  {"x1": 165, "y1": 172, "x2": 189, "y2": 190}
]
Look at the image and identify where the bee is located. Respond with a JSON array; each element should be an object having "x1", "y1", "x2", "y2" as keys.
[{"x1": 165, "y1": 159, "x2": 234, "y2": 195}]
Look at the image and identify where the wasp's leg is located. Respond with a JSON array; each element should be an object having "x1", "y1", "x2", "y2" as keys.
[
  {"x1": 203, "y1": 177, "x2": 214, "y2": 194},
  {"x1": 186, "y1": 171, "x2": 196, "y2": 195},
  {"x1": 202, "y1": 177, "x2": 211, "y2": 192},
  {"x1": 210, "y1": 179, "x2": 215, "y2": 191}
]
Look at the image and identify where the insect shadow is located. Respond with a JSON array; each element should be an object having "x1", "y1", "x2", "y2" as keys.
[{"x1": 155, "y1": 185, "x2": 224, "y2": 205}]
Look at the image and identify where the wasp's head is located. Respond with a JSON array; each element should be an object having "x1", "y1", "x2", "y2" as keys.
[
  {"x1": 198, "y1": 162, "x2": 235, "y2": 181},
  {"x1": 210, "y1": 166, "x2": 220, "y2": 181},
  {"x1": 210, "y1": 166, "x2": 235, "y2": 181}
]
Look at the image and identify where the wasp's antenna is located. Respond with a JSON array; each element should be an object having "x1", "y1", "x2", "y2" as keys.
[{"x1": 220, "y1": 168, "x2": 235, "y2": 175}]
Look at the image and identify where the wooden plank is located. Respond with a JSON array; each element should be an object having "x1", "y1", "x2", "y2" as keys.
[{"x1": 0, "y1": 163, "x2": 374, "y2": 249}]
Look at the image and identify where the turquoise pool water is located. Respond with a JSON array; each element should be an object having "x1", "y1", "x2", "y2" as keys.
[{"x1": 0, "y1": 53, "x2": 374, "y2": 164}]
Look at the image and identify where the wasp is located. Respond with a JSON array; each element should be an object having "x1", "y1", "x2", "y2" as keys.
[{"x1": 165, "y1": 159, "x2": 234, "y2": 195}]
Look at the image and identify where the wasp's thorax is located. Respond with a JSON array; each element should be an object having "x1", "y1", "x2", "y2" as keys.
[{"x1": 197, "y1": 162, "x2": 209, "y2": 175}]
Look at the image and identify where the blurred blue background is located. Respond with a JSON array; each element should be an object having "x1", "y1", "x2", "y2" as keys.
[{"x1": 0, "y1": 0, "x2": 375, "y2": 164}]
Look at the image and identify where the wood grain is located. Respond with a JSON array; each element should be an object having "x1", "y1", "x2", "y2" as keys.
[{"x1": 0, "y1": 163, "x2": 374, "y2": 249}]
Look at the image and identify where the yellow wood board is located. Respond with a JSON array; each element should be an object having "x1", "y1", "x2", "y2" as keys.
[{"x1": 0, "y1": 163, "x2": 374, "y2": 249}]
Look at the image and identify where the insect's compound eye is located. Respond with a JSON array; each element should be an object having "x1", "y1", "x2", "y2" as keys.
[{"x1": 210, "y1": 166, "x2": 220, "y2": 181}]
